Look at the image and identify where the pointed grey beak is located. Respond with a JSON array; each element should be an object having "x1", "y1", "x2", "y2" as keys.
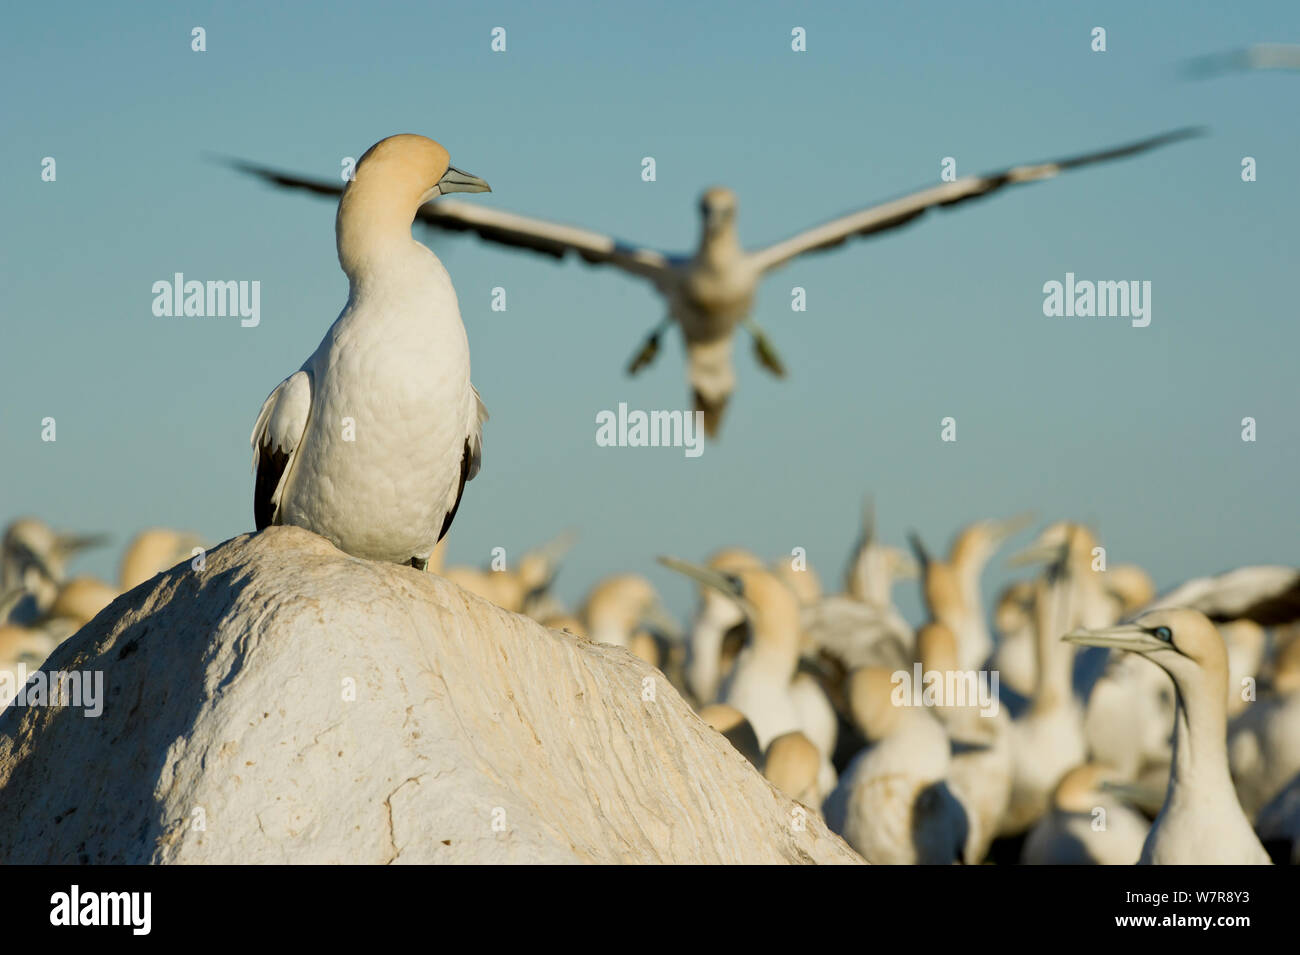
[
  {"x1": 1007, "y1": 540, "x2": 1063, "y2": 568},
  {"x1": 1063, "y1": 623, "x2": 1166, "y2": 654},
  {"x1": 54, "y1": 533, "x2": 111, "y2": 560},
  {"x1": 657, "y1": 556, "x2": 758, "y2": 621},
  {"x1": 436, "y1": 165, "x2": 491, "y2": 195}
]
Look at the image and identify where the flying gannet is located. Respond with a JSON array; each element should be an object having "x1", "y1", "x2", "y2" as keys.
[
  {"x1": 229, "y1": 128, "x2": 1200, "y2": 436},
  {"x1": 1065, "y1": 609, "x2": 1272, "y2": 864},
  {"x1": 249, "y1": 135, "x2": 491, "y2": 569}
]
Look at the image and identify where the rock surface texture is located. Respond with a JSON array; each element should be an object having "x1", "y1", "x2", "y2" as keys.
[{"x1": 0, "y1": 527, "x2": 861, "y2": 864}]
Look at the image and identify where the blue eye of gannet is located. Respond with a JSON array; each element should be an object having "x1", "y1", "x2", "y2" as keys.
[{"x1": 1153, "y1": 626, "x2": 1173, "y2": 642}]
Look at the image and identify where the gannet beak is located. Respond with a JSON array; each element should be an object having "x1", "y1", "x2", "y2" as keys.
[
  {"x1": 53, "y1": 533, "x2": 111, "y2": 562},
  {"x1": 1007, "y1": 540, "x2": 1062, "y2": 568},
  {"x1": 435, "y1": 166, "x2": 491, "y2": 195},
  {"x1": 657, "y1": 556, "x2": 758, "y2": 620},
  {"x1": 990, "y1": 512, "x2": 1035, "y2": 544},
  {"x1": 1063, "y1": 623, "x2": 1166, "y2": 653},
  {"x1": 640, "y1": 600, "x2": 683, "y2": 642}
]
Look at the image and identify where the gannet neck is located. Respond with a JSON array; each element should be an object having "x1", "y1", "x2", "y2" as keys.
[
  {"x1": 335, "y1": 190, "x2": 428, "y2": 285},
  {"x1": 698, "y1": 224, "x2": 742, "y2": 267},
  {"x1": 1167, "y1": 669, "x2": 1231, "y2": 796}
]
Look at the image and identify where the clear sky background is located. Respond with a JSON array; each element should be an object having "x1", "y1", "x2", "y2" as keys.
[{"x1": 3, "y1": 0, "x2": 1296, "y2": 621}]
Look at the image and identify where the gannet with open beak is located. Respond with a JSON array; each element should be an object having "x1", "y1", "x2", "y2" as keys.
[
  {"x1": 1065, "y1": 610, "x2": 1271, "y2": 864},
  {"x1": 231, "y1": 129, "x2": 1199, "y2": 436},
  {"x1": 250, "y1": 135, "x2": 490, "y2": 568}
]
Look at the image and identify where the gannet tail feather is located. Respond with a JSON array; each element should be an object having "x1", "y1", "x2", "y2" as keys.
[{"x1": 251, "y1": 370, "x2": 312, "y2": 530}]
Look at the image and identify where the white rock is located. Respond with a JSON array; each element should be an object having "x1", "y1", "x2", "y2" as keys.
[{"x1": 0, "y1": 527, "x2": 861, "y2": 865}]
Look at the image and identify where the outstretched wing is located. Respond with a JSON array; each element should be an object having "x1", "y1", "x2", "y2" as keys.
[
  {"x1": 250, "y1": 370, "x2": 312, "y2": 530},
  {"x1": 749, "y1": 128, "x2": 1203, "y2": 275},
  {"x1": 223, "y1": 159, "x2": 678, "y2": 282}
]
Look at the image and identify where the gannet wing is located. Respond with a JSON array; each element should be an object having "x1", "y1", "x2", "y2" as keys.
[
  {"x1": 749, "y1": 128, "x2": 1202, "y2": 275},
  {"x1": 223, "y1": 160, "x2": 677, "y2": 282},
  {"x1": 250, "y1": 370, "x2": 312, "y2": 530},
  {"x1": 1144, "y1": 566, "x2": 1300, "y2": 627},
  {"x1": 438, "y1": 386, "x2": 488, "y2": 544}
]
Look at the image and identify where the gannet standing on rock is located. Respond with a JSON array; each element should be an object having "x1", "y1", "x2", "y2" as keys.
[
  {"x1": 250, "y1": 135, "x2": 491, "y2": 569},
  {"x1": 1065, "y1": 609, "x2": 1271, "y2": 864}
]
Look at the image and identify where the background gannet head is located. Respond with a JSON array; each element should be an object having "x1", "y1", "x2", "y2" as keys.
[
  {"x1": 951, "y1": 513, "x2": 1033, "y2": 570},
  {"x1": 764, "y1": 731, "x2": 821, "y2": 799},
  {"x1": 1104, "y1": 563, "x2": 1156, "y2": 615},
  {"x1": 583, "y1": 573, "x2": 676, "y2": 644},
  {"x1": 659, "y1": 557, "x2": 799, "y2": 654},
  {"x1": 1008, "y1": 521, "x2": 1096, "y2": 570},
  {"x1": 773, "y1": 558, "x2": 822, "y2": 607},
  {"x1": 848, "y1": 665, "x2": 903, "y2": 741},
  {"x1": 993, "y1": 580, "x2": 1036, "y2": 634},
  {"x1": 698, "y1": 186, "x2": 738, "y2": 237},
  {"x1": 1064, "y1": 608, "x2": 1227, "y2": 696},
  {"x1": 917, "y1": 622, "x2": 960, "y2": 674},
  {"x1": 699, "y1": 702, "x2": 764, "y2": 768}
]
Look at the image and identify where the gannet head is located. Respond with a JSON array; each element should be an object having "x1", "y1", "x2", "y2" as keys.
[
  {"x1": 349, "y1": 134, "x2": 490, "y2": 206},
  {"x1": 764, "y1": 731, "x2": 821, "y2": 799},
  {"x1": 1104, "y1": 563, "x2": 1156, "y2": 615},
  {"x1": 993, "y1": 580, "x2": 1036, "y2": 634},
  {"x1": 699, "y1": 702, "x2": 764, "y2": 768},
  {"x1": 951, "y1": 512, "x2": 1033, "y2": 569},
  {"x1": 848, "y1": 665, "x2": 902, "y2": 740},
  {"x1": 1064, "y1": 608, "x2": 1228, "y2": 696},
  {"x1": 337, "y1": 135, "x2": 489, "y2": 275},
  {"x1": 698, "y1": 186, "x2": 738, "y2": 237},
  {"x1": 658, "y1": 557, "x2": 799, "y2": 652},
  {"x1": 584, "y1": 573, "x2": 677, "y2": 642},
  {"x1": 1008, "y1": 521, "x2": 1096, "y2": 570},
  {"x1": 773, "y1": 558, "x2": 822, "y2": 607}
]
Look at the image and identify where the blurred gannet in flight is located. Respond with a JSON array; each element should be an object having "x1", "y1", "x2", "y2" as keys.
[
  {"x1": 230, "y1": 128, "x2": 1199, "y2": 436},
  {"x1": 250, "y1": 135, "x2": 491, "y2": 569},
  {"x1": 1065, "y1": 609, "x2": 1271, "y2": 864}
]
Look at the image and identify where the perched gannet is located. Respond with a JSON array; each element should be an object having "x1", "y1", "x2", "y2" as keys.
[
  {"x1": 765, "y1": 731, "x2": 826, "y2": 810},
  {"x1": 231, "y1": 129, "x2": 1198, "y2": 435},
  {"x1": 773, "y1": 560, "x2": 822, "y2": 609},
  {"x1": 1256, "y1": 771, "x2": 1300, "y2": 865},
  {"x1": 119, "y1": 528, "x2": 205, "y2": 591},
  {"x1": 699, "y1": 702, "x2": 764, "y2": 769},
  {"x1": 659, "y1": 557, "x2": 837, "y2": 776},
  {"x1": 1065, "y1": 609, "x2": 1271, "y2": 864},
  {"x1": 909, "y1": 513, "x2": 1031, "y2": 671},
  {"x1": 580, "y1": 573, "x2": 676, "y2": 650},
  {"x1": 682, "y1": 547, "x2": 765, "y2": 704},
  {"x1": 917, "y1": 622, "x2": 1013, "y2": 864},
  {"x1": 825, "y1": 667, "x2": 968, "y2": 864},
  {"x1": 1228, "y1": 636, "x2": 1300, "y2": 820},
  {"x1": 1, "y1": 519, "x2": 108, "y2": 622},
  {"x1": 1083, "y1": 650, "x2": 1175, "y2": 782},
  {"x1": 250, "y1": 135, "x2": 491, "y2": 569},
  {"x1": 1021, "y1": 764, "x2": 1150, "y2": 865}
]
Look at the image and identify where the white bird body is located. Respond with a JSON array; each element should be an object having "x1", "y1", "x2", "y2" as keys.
[
  {"x1": 1228, "y1": 685, "x2": 1300, "y2": 821},
  {"x1": 827, "y1": 705, "x2": 967, "y2": 865},
  {"x1": 251, "y1": 136, "x2": 489, "y2": 566}
]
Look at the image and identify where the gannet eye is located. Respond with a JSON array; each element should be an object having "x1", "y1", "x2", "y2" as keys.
[{"x1": 1153, "y1": 626, "x2": 1173, "y2": 642}]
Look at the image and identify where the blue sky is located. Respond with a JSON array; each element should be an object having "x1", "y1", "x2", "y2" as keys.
[{"x1": 3, "y1": 0, "x2": 1296, "y2": 619}]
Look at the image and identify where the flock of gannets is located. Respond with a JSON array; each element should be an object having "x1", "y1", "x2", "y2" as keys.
[{"x1": 229, "y1": 128, "x2": 1198, "y2": 435}]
